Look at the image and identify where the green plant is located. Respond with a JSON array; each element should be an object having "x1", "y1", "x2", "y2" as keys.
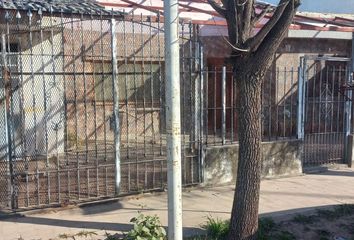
[
  {"x1": 202, "y1": 216, "x2": 229, "y2": 240},
  {"x1": 258, "y1": 217, "x2": 276, "y2": 240},
  {"x1": 124, "y1": 213, "x2": 166, "y2": 240},
  {"x1": 317, "y1": 205, "x2": 354, "y2": 220}
]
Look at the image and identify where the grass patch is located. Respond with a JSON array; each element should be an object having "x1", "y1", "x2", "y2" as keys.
[
  {"x1": 258, "y1": 217, "x2": 276, "y2": 240},
  {"x1": 188, "y1": 217, "x2": 285, "y2": 240},
  {"x1": 316, "y1": 205, "x2": 354, "y2": 220},
  {"x1": 202, "y1": 216, "x2": 229, "y2": 240},
  {"x1": 292, "y1": 214, "x2": 316, "y2": 225},
  {"x1": 341, "y1": 222, "x2": 354, "y2": 235}
]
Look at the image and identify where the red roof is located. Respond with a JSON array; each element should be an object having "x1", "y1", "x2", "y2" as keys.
[{"x1": 98, "y1": 0, "x2": 354, "y2": 32}]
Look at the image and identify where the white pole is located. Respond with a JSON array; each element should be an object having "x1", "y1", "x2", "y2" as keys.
[
  {"x1": 221, "y1": 66, "x2": 226, "y2": 145},
  {"x1": 164, "y1": 0, "x2": 183, "y2": 238},
  {"x1": 111, "y1": 18, "x2": 121, "y2": 195}
]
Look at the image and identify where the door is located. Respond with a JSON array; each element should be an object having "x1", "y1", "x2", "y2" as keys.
[{"x1": 300, "y1": 56, "x2": 351, "y2": 167}]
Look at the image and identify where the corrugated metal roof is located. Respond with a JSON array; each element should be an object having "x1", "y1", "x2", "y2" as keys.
[{"x1": 0, "y1": 0, "x2": 118, "y2": 14}]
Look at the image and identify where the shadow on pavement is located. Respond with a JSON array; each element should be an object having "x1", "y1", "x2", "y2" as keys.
[
  {"x1": 0, "y1": 215, "x2": 204, "y2": 237},
  {"x1": 311, "y1": 169, "x2": 354, "y2": 177}
]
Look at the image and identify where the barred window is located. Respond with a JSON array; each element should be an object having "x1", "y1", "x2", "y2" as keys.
[{"x1": 94, "y1": 62, "x2": 163, "y2": 103}]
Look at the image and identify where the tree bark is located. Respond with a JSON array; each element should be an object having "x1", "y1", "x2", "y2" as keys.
[
  {"x1": 204, "y1": 1, "x2": 300, "y2": 239},
  {"x1": 228, "y1": 71, "x2": 263, "y2": 240}
]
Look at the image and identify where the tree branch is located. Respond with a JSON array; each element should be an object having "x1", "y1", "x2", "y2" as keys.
[
  {"x1": 235, "y1": 0, "x2": 244, "y2": 43},
  {"x1": 251, "y1": 5, "x2": 272, "y2": 27},
  {"x1": 241, "y1": 0, "x2": 255, "y2": 41},
  {"x1": 225, "y1": 0, "x2": 239, "y2": 46},
  {"x1": 246, "y1": 0, "x2": 291, "y2": 51},
  {"x1": 207, "y1": 0, "x2": 227, "y2": 17},
  {"x1": 251, "y1": 0, "x2": 300, "y2": 74}
]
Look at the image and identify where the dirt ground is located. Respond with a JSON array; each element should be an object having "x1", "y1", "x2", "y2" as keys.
[{"x1": 264, "y1": 205, "x2": 354, "y2": 240}]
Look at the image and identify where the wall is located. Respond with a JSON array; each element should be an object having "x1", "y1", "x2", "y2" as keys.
[
  {"x1": 0, "y1": 15, "x2": 65, "y2": 158},
  {"x1": 203, "y1": 140, "x2": 302, "y2": 185},
  {"x1": 19, "y1": 27, "x2": 65, "y2": 157}
]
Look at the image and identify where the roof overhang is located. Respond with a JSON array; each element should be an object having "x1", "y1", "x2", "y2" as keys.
[{"x1": 98, "y1": 0, "x2": 354, "y2": 37}]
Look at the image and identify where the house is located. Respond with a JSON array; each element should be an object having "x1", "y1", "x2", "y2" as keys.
[
  {"x1": 0, "y1": 0, "x2": 202, "y2": 209},
  {"x1": 100, "y1": 1, "x2": 354, "y2": 177},
  {"x1": 0, "y1": 0, "x2": 353, "y2": 210}
]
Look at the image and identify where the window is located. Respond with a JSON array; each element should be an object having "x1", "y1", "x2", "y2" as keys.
[
  {"x1": 0, "y1": 43, "x2": 19, "y2": 53},
  {"x1": 94, "y1": 62, "x2": 163, "y2": 104}
]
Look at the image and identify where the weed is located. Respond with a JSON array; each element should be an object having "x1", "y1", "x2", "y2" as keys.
[
  {"x1": 124, "y1": 213, "x2": 166, "y2": 240},
  {"x1": 258, "y1": 217, "x2": 276, "y2": 240},
  {"x1": 334, "y1": 205, "x2": 354, "y2": 216},
  {"x1": 341, "y1": 222, "x2": 354, "y2": 235},
  {"x1": 58, "y1": 231, "x2": 97, "y2": 240},
  {"x1": 202, "y1": 216, "x2": 229, "y2": 240},
  {"x1": 105, "y1": 232, "x2": 120, "y2": 240},
  {"x1": 317, "y1": 205, "x2": 354, "y2": 220}
]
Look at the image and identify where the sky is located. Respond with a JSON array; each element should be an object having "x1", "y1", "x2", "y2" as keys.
[{"x1": 263, "y1": 0, "x2": 354, "y2": 14}]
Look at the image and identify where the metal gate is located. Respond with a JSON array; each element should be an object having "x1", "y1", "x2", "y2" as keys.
[
  {"x1": 0, "y1": 9, "x2": 202, "y2": 210},
  {"x1": 299, "y1": 56, "x2": 352, "y2": 167}
]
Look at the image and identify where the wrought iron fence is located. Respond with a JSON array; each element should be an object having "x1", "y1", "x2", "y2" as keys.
[
  {"x1": 0, "y1": 9, "x2": 202, "y2": 210},
  {"x1": 204, "y1": 65, "x2": 299, "y2": 146},
  {"x1": 0, "y1": 8, "x2": 350, "y2": 211},
  {"x1": 301, "y1": 57, "x2": 351, "y2": 166}
]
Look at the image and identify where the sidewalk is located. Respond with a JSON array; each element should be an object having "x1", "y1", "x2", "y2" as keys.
[{"x1": 1, "y1": 169, "x2": 354, "y2": 240}]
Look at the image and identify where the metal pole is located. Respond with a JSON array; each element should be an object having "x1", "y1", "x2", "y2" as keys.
[
  {"x1": 345, "y1": 33, "x2": 354, "y2": 164},
  {"x1": 199, "y1": 46, "x2": 204, "y2": 183},
  {"x1": 352, "y1": 32, "x2": 354, "y2": 72},
  {"x1": 297, "y1": 65, "x2": 304, "y2": 140},
  {"x1": 1, "y1": 33, "x2": 13, "y2": 209},
  {"x1": 222, "y1": 66, "x2": 226, "y2": 145},
  {"x1": 164, "y1": 0, "x2": 183, "y2": 238},
  {"x1": 111, "y1": 18, "x2": 121, "y2": 195}
]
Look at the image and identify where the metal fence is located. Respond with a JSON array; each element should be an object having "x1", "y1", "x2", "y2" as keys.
[
  {"x1": 0, "y1": 9, "x2": 202, "y2": 210},
  {"x1": 300, "y1": 56, "x2": 352, "y2": 166},
  {"x1": 0, "y1": 8, "x2": 352, "y2": 211},
  {"x1": 204, "y1": 65, "x2": 299, "y2": 146}
]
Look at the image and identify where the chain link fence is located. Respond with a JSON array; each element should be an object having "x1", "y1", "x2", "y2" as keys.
[{"x1": 0, "y1": 9, "x2": 202, "y2": 210}]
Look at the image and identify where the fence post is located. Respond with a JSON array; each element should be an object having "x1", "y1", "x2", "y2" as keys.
[
  {"x1": 346, "y1": 33, "x2": 354, "y2": 165},
  {"x1": 164, "y1": 0, "x2": 183, "y2": 238},
  {"x1": 111, "y1": 18, "x2": 121, "y2": 195},
  {"x1": 199, "y1": 46, "x2": 204, "y2": 183},
  {"x1": 297, "y1": 65, "x2": 305, "y2": 140},
  {"x1": 194, "y1": 40, "x2": 200, "y2": 152},
  {"x1": 1, "y1": 33, "x2": 13, "y2": 209},
  {"x1": 222, "y1": 66, "x2": 226, "y2": 145}
]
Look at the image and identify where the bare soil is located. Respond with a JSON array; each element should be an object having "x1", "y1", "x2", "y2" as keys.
[{"x1": 266, "y1": 205, "x2": 354, "y2": 240}]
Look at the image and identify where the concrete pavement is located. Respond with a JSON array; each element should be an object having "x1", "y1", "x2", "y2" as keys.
[{"x1": 1, "y1": 169, "x2": 354, "y2": 240}]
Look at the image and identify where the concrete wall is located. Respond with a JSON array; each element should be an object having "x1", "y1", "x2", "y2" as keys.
[{"x1": 203, "y1": 140, "x2": 302, "y2": 185}]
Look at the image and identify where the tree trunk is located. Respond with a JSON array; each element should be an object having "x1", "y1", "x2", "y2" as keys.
[{"x1": 228, "y1": 72, "x2": 263, "y2": 240}]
